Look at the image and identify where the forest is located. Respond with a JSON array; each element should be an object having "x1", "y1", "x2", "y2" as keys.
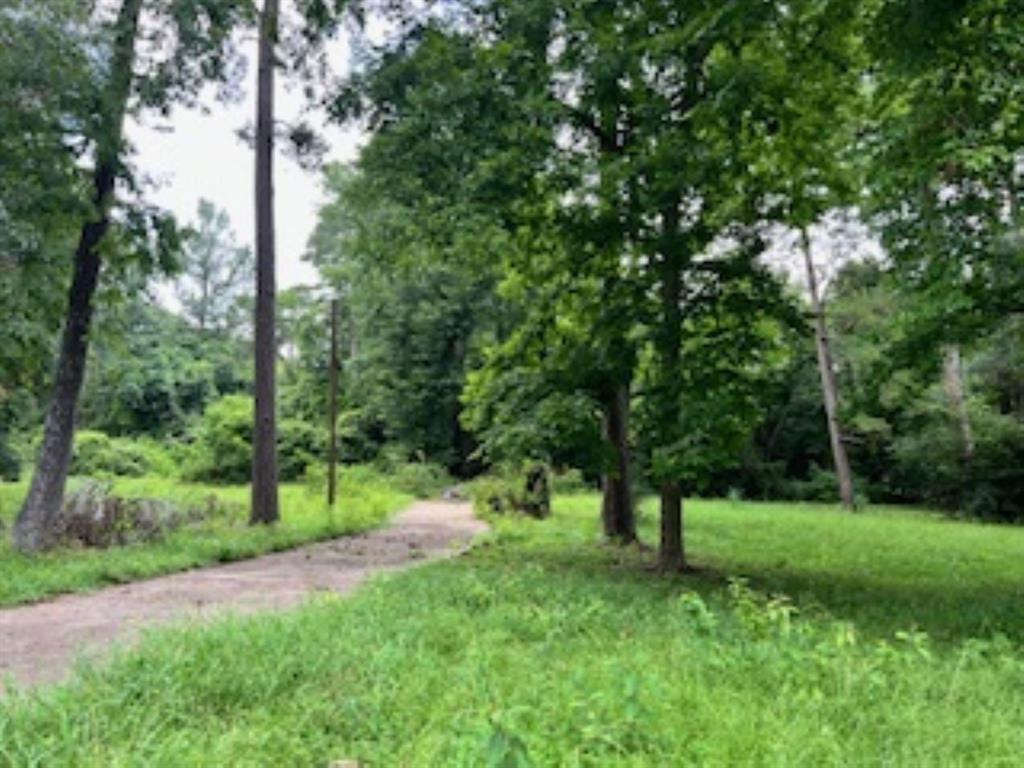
[{"x1": 0, "y1": 0, "x2": 1022, "y2": 764}]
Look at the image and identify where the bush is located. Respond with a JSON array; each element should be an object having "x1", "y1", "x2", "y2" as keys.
[
  {"x1": 279, "y1": 418, "x2": 325, "y2": 482},
  {"x1": 468, "y1": 462, "x2": 550, "y2": 518},
  {"x1": 390, "y1": 462, "x2": 452, "y2": 498},
  {"x1": 892, "y1": 408, "x2": 1024, "y2": 522},
  {"x1": 71, "y1": 431, "x2": 175, "y2": 478},
  {"x1": 185, "y1": 395, "x2": 323, "y2": 484},
  {"x1": 549, "y1": 467, "x2": 590, "y2": 495}
]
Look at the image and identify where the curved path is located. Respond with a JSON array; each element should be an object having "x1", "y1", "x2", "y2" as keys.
[{"x1": 0, "y1": 500, "x2": 485, "y2": 691}]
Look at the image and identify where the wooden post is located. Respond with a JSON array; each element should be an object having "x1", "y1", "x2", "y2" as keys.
[{"x1": 328, "y1": 297, "x2": 339, "y2": 507}]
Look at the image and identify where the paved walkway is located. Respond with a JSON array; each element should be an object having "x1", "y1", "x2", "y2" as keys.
[{"x1": 0, "y1": 500, "x2": 485, "y2": 690}]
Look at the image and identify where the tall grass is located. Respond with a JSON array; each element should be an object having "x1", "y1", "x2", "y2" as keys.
[
  {"x1": 1, "y1": 495, "x2": 1022, "y2": 765},
  {"x1": 0, "y1": 469, "x2": 410, "y2": 607}
]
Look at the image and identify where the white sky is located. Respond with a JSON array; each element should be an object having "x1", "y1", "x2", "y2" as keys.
[{"x1": 129, "y1": 37, "x2": 364, "y2": 292}]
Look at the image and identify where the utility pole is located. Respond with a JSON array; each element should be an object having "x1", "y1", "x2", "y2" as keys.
[{"x1": 328, "y1": 297, "x2": 339, "y2": 508}]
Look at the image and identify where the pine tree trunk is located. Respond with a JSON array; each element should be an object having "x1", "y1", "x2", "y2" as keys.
[
  {"x1": 942, "y1": 345, "x2": 974, "y2": 461},
  {"x1": 13, "y1": 0, "x2": 145, "y2": 553},
  {"x1": 801, "y1": 227, "x2": 855, "y2": 509},
  {"x1": 600, "y1": 382, "x2": 636, "y2": 543},
  {"x1": 251, "y1": 0, "x2": 280, "y2": 525},
  {"x1": 657, "y1": 200, "x2": 685, "y2": 571}
]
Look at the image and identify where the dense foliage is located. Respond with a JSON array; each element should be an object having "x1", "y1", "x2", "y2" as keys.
[{"x1": 0, "y1": 0, "x2": 1021, "y2": 547}]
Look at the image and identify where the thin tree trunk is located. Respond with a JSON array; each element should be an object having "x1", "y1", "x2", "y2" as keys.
[
  {"x1": 14, "y1": 0, "x2": 145, "y2": 553},
  {"x1": 600, "y1": 382, "x2": 636, "y2": 543},
  {"x1": 251, "y1": 0, "x2": 280, "y2": 525},
  {"x1": 942, "y1": 345, "x2": 974, "y2": 461},
  {"x1": 801, "y1": 227, "x2": 855, "y2": 509},
  {"x1": 658, "y1": 200, "x2": 685, "y2": 571}
]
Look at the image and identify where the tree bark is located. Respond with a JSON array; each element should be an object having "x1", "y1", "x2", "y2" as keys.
[
  {"x1": 251, "y1": 0, "x2": 280, "y2": 525},
  {"x1": 600, "y1": 382, "x2": 636, "y2": 543},
  {"x1": 657, "y1": 200, "x2": 685, "y2": 571},
  {"x1": 942, "y1": 345, "x2": 974, "y2": 461},
  {"x1": 14, "y1": 0, "x2": 145, "y2": 553},
  {"x1": 659, "y1": 480, "x2": 684, "y2": 569},
  {"x1": 801, "y1": 227, "x2": 855, "y2": 509}
]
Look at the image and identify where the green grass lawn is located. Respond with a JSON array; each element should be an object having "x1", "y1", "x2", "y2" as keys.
[
  {"x1": 0, "y1": 470, "x2": 410, "y2": 607},
  {"x1": 1, "y1": 495, "x2": 1022, "y2": 765}
]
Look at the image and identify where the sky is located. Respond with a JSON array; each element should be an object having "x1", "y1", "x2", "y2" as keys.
[{"x1": 128, "y1": 37, "x2": 364, "y2": 292}]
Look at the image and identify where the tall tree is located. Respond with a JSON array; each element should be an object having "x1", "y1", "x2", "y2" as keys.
[
  {"x1": 801, "y1": 229, "x2": 856, "y2": 508},
  {"x1": 13, "y1": 0, "x2": 253, "y2": 551},
  {"x1": 14, "y1": 0, "x2": 146, "y2": 552},
  {"x1": 251, "y1": 0, "x2": 281, "y2": 525},
  {"x1": 175, "y1": 200, "x2": 252, "y2": 334},
  {"x1": 730, "y1": 0, "x2": 865, "y2": 509}
]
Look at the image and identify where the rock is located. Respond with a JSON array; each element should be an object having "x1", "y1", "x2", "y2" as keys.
[
  {"x1": 54, "y1": 481, "x2": 217, "y2": 549},
  {"x1": 441, "y1": 485, "x2": 465, "y2": 501}
]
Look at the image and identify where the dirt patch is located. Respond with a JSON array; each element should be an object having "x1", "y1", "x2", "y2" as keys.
[{"x1": 0, "y1": 500, "x2": 486, "y2": 691}]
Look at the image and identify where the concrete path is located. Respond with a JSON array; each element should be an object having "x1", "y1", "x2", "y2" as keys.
[{"x1": 0, "y1": 500, "x2": 485, "y2": 690}]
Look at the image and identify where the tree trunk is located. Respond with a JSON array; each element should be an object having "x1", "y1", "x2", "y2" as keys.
[
  {"x1": 801, "y1": 227, "x2": 855, "y2": 509},
  {"x1": 942, "y1": 345, "x2": 974, "y2": 461},
  {"x1": 659, "y1": 481, "x2": 684, "y2": 569},
  {"x1": 251, "y1": 0, "x2": 280, "y2": 525},
  {"x1": 600, "y1": 382, "x2": 636, "y2": 543},
  {"x1": 13, "y1": 0, "x2": 145, "y2": 553},
  {"x1": 657, "y1": 200, "x2": 685, "y2": 571}
]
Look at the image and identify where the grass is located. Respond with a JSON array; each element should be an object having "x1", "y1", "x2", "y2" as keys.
[
  {"x1": 1, "y1": 494, "x2": 1023, "y2": 765},
  {"x1": 0, "y1": 468, "x2": 410, "y2": 607},
  {"x1": 643, "y1": 496, "x2": 1024, "y2": 642}
]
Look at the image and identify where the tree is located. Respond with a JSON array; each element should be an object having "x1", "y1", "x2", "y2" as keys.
[
  {"x1": 250, "y1": 0, "x2": 281, "y2": 525},
  {"x1": 13, "y1": 0, "x2": 253, "y2": 552},
  {"x1": 175, "y1": 200, "x2": 252, "y2": 333},
  {"x1": 333, "y1": 1, "x2": 840, "y2": 566},
  {"x1": 801, "y1": 229, "x2": 856, "y2": 508},
  {"x1": 79, "y1": 300, "x2": 249, "y2": 436},
  {"x1": 866, "y1": 0, "x2": 1024, "y2": 349},
  {"x1": 14, "y1": 0, "x2": 147, "y2": 552},
  {"x1": 0, "y1": 0, "x2": 93, "y2": 479},
  {"x1": 306, "y1": 164, "x2": 506, "y2": 474},
  {"x1": 0, "y1": 0, "x2": 90, "y2": 388}
]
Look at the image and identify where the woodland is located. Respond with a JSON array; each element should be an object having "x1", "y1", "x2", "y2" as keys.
[{"x1": 0, "y1": 0, "x2": 1022, "y2": 764}]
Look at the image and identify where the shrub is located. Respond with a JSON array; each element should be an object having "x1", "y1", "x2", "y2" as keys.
[
  {"x1": 468, "y1": 462, "x2": 550, "y2": 518},
  {"x1": 279, "y1": 418, "x2": 324, "y2": 482},
  {"x1": 390, "y1": 462, "x2": 452, "y2": 498},
  {"x1": 549, "y1": 467, "x2": 590, "y2": 495},
  {"x1": 185, "y1": 395, "x2": 323, "y2": 484},
  {"x1": 892, "y1": 408, "x2": 1024, "y2": 522},
  {"x1": 70, "y1": 431, "x2": 175, "y2": 478}
]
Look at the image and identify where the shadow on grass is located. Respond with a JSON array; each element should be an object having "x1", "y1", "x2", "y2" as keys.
[{"x1": 477, "y1": 530, "x2": 1024, "y2": 645}]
